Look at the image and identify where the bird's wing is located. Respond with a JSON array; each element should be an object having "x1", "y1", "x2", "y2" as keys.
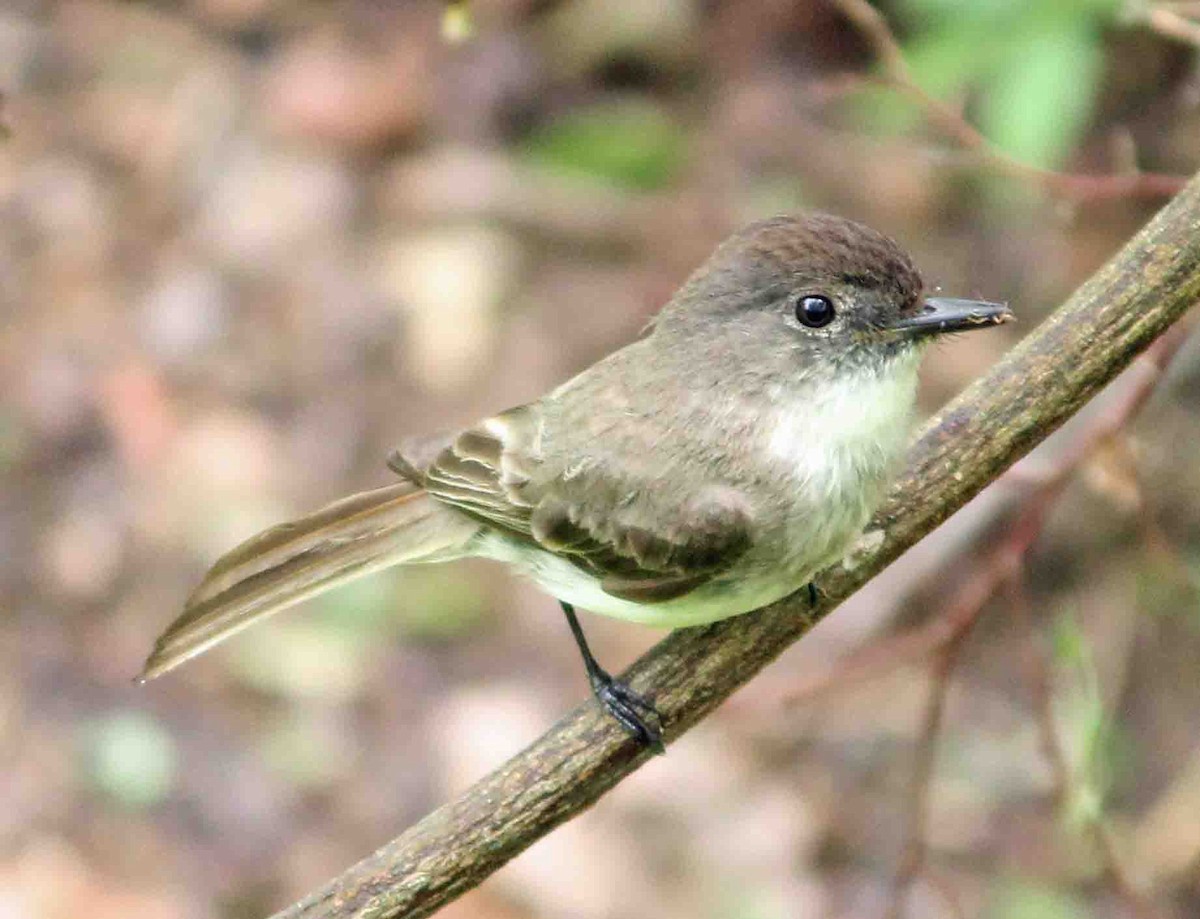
[
  {"x1": 422, "y1": 404, "x2": 752, "y2": 603},
  {"x1": 386, "y1": 430, "x2": 457, "y2": 484}
]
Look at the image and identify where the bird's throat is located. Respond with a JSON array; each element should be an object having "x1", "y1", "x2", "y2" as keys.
[{"x1": 763, "y1": 348, "x2": 921, "y2": 485}]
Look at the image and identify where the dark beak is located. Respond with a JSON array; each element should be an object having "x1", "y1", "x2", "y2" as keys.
[{"x1": 891, "y1": 297, "x2": 1013, "y2": 339}]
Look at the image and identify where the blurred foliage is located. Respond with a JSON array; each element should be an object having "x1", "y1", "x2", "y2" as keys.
[
  {"x1": 714, "y1": 886, "x2": 784, "y2": 919},
  {"x1": 1052, "y1": 611, "x2": 1126, "y2": 829},
  {"x1": 522, "y1": 100, "x2": 685, "y2": 191},
  {"x1": 83, "y1": 711, "x2": 176, "y2": 809},
  {"x1": 871, "y1": 0, "x2": 1122, "y2": 168},
  {"x1": 4, "y1": 0, "x2": 1199, "y2": 916},
  {"x1": 377, "y1": 567, "x2": 489, "y2": 641},
  {"x1": 313, "y1": 567, "x2": 488, "y2": 642},
  {"x1": 1186, "y1": 553, "x2": 1200, "y2": 625},
  {"x1": 313, "y1": 572, "x2": 410, "y2": 638},
  {"x1": 222, "y1": 570, "x2": 487, "y2": 699},
  {"x1": 227, "y1": 620, "x2": 375, "y2": 700},
  {"x1": 1135, "y1": 547, "x2": 1199, "y2": 626},
  {"x1": 441, "y1": 0, "x2": 475, "y2": 45},
  {"x1": 988, "y1": 878, "x2": 1089, "y2": 919},
  {"x1": 260, "y1": 713, "x2": 347, "y2": 790},
  {"x1": 0, "y1": 412, "x2": 25, "y2": 472}
]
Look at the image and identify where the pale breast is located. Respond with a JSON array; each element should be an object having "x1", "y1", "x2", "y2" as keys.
[
  {"x1": 764, "y1": 352, "x2": 919, "y2": 490},
  {"x1": 476, "y1": 351, "x2": 921, "y2": 629},
  {"x1": 753, "y1": 350, "x2": 920, "y2": 576}
]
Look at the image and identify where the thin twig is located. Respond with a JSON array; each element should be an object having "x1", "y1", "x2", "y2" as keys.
[
  {"x1": 883, "y1": 621, "x2": 976, "y2": 919},
  {"x1": 828, "y1": 0, "x2": 1190, "y2": 200},
  {"x1": 835, "y1": 0, "x2": 917, "y2": 87},
  {"x1": 784, "y1": 555, "x2": 1010, "y2": 704},
  {"x1": 834, "y1": 0, "x2": 989, "y2": 151}
]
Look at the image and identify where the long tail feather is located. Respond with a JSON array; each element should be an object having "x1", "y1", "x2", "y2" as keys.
[{"x1": 139, "y1": 483, "x2": 478, "y2": 681}]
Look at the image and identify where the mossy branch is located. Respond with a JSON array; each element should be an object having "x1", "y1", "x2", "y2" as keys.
[{"x1": 272, "y1": 173, "x2": 1200, "y2": 919}]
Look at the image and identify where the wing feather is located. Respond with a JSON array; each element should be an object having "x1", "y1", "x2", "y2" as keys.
[{"x1": 422, "y1": 404, "x2": 751, "y2": 604}]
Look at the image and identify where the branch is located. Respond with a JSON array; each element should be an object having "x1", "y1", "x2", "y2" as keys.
[
  {"x1": 797, "y1": 326, "x2": 1188, "y2": 916},
  {"x1": 829, "y1": 0, "x2": 1189, "y2": 201},
  {"x1": 271, "y1": 174, "x2": 1200, "y2": 919},
  {"x1": 781, "y1": 321, "x2": 1190, "y2": 707},
  {"x1": 883, "y1": 619, "x2": 974, "y2": 919}
]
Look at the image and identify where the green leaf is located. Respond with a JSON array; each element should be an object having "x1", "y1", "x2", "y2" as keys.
[
  {"x1": 899, "y1": 0, "x2": 1120, "y2": 30},
  {"x1": 900, "y1": 0, "x2": 1019, "y2": 25},
  {"x1": 978, "y1": 23, "x2": 1104, "y2": 169},
  {"x1": 848, "y1": 17, "x2": 1002, "y2": 137},
  {"x1": 904, "y1": 22, "x2": 1008, "y2": 98},
  {"x1": 522, "y1": 101, "x2": 685, "y2": 191},
  {"x1": 1057, "y1": 0, "x2": 1123, "y2": 17}
]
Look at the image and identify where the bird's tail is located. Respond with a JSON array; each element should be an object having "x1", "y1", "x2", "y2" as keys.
[{"x1": 139, "y1": 482, "x2": 479, "y2": 682}]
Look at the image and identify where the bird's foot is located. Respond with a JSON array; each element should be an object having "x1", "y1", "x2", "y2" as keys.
[{"x1": 589, "y1": 670, "x2": 665, "y2": 755}]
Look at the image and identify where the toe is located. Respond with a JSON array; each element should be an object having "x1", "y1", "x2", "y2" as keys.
[{"x1": 595, "y1": 685, "x2": 666, "y2": 754}]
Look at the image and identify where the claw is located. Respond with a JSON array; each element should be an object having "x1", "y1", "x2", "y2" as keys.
[
  {"x1": 560, "y1": 601, "x2": 665, "y2": 754},
  {"x1": 590, "y1": 671, "x2": 665, "y2": 755}
]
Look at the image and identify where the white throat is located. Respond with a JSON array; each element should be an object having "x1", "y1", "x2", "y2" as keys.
[{"x1": 764, "y1": 349, "x2": 922, "y2": 490}]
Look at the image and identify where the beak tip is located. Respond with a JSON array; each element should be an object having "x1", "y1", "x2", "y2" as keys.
[{"x1": 895, "y1": 297, "x2": 1013, "y2": 337}]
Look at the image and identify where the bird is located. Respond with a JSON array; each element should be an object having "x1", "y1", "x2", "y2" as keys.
[{"x1": 140, "y1": 213, "x2": 1011, "y2": 752}]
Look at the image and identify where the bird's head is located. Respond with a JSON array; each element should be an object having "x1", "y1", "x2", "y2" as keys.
[{"x1": 656, "y1": 213, "x2": 1012, "y2": 371}]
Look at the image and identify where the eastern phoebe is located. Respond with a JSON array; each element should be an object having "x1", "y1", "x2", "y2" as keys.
[{"x1": 140, "y1": 213, "x2": 1010, "y2": 751}]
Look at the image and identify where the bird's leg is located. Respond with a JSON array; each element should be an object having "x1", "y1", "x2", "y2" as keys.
[
  {"x1": 807, "y1": 581, "x2": 819, "y2": 607},
  {"x1": 559, "y1": 601, "x2": 665, "y2": 754}
]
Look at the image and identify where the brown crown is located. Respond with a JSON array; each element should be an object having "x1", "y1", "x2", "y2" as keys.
[{"x1": 720, "y1": 213, "x2": 924, "y2": 308}]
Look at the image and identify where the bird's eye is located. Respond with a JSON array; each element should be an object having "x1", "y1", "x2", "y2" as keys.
[{"x1": 795, "y1": 294, "x2": 835, "y2": 328}]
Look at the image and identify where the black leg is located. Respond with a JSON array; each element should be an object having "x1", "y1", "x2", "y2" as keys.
[
  {"x1": 807, "y1": 582, "x2": 819, "y2": 607},
  {"x1": 560, "y1": 601, "x2": 665, "y2": 754}
]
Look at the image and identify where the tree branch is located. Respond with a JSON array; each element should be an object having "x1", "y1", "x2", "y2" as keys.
[
  {"x1": 271, "y1": 173, "x2": 1200, "y2": 919},
  {"x1": 789, "y1": 326, "x2": 1188, "y2": 916},
  {"x1": 781, "y1": 321, "x2": 1190, "y2": 708},
  {"x1": 828, "y1": 0, "x2": 1189, "y2": 201}
]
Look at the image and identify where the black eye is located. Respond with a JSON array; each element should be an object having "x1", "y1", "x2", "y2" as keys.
[{"x1": 795, "y1": 294, "x2": 835, "y2": 328}]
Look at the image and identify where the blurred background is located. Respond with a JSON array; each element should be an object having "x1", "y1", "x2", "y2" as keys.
[{"x1": 4, "y1": 0, "x2": 1200, "y2": 917}]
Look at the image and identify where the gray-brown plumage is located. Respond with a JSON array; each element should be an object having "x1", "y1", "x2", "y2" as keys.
[{"x1": 141, "y1": 213, "x2": 1009, "y2": 684}]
